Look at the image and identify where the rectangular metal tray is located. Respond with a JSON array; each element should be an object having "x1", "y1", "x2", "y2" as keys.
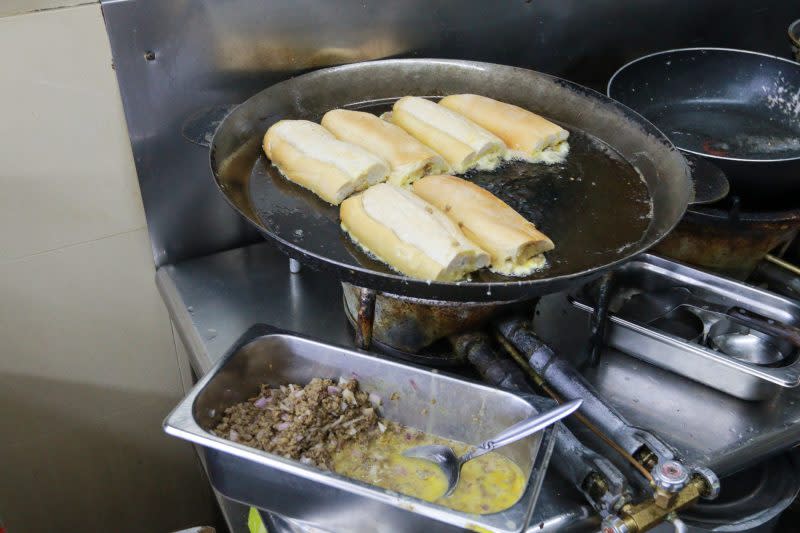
[
  {"x1": 571, "y1": 254, "x2": 800, "y2": 401},
  {"x1": 164, "y1": 325, "x2": 556, "y2": 533}
]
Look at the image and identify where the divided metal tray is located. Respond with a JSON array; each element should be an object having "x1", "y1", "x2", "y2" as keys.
[
  {"x1": 164, "y1": 325, "x2": 556, "y2": 533},
  {"x1": 571, "y1": 254, "x2": 800, "y2": 401}
]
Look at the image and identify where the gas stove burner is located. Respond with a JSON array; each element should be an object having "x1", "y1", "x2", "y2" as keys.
[
  {"x1": 342, "y1": 293, "x2": 467, "y2": 367},
  {"x1": 655, "y1": 200, "x2": 800, "y2": 280},
  {"x1": 344, "y1": 314, "x2": 466, "y2": 368},
  {"x1": 341, "y1": 282, "x2": 536, "y2": 362},
  {"x1": 679, "y1": 451, "x2": 800, "y2": 532}
]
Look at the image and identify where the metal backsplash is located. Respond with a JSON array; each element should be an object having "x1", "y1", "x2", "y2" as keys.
[{"x1": 101, "y1": 0, "x2": 799, "y2": 267}]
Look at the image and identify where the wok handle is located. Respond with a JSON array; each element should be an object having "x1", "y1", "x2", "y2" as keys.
[
  {"x1": 684, "y1": 153, "x2": 730, "y2": 205},
  {"x1": 728, "y1": 307, "x2": 800, "y2": 347}
]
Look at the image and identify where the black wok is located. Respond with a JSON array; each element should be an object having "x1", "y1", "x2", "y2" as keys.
[
  {"x1": 209, "y1": 59, "x2": 693, "y2": 302},
  {"x1": 608, "y1": 48, "x2": 800, "y2": 209}
]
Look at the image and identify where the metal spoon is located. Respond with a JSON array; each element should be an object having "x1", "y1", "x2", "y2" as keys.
[{"x1": 403, "y1": 399, "x2": 583, "y2": 497}]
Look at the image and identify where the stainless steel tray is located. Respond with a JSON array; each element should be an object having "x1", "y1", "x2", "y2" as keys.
[
  {"x1": 571, "y1": 254, "x2": 800, "y2": 401},
  {"x1": 164, "y1": 325, "x2": 556, "y2": 533}
]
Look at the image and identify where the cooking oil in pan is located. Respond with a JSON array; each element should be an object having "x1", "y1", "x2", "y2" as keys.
[
  {"x1": 466, "y1": 129, "x2": 652, "y2": 280},
  {"x1": 248, "y1": 100, "x2": 652, "y2": 282}
]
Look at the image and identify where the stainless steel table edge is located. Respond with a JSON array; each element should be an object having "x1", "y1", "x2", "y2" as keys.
[
  {"x1": 156, "y1": 268, "x2": 253, "y2": 533},
  {"x1": 157, "y1": 268, "x2": 216, "y2": 376}
]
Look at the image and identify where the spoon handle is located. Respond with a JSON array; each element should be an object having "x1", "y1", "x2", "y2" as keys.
[{"x1": 462, "y1": 399, "x2": 582, "y2": 462}]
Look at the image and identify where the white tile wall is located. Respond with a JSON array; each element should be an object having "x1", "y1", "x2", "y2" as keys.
[
  {"x1": 0, "y1": 229, "x2": 178, "y2": 395},
  {"x1": 0, "y1": 3, "x2": 216, "y2": 531},
  {"x1": 0, "y1": 0, "x2": 95, "y2": 19},
  {"x1": 0, "y1": 3, "x2": 146, "y2": 262}
]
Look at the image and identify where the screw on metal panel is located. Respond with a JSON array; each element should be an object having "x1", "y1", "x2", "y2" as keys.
[{"x1": 144, "y1": 50, "x2": 156, "y2": 61}]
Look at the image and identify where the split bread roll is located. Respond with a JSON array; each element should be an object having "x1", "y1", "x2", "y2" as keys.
[
  {"x1": 439, "y1": 94, "x2": 569, "y2": 164},
  {"x1": 321, "y1": 109, "x2": 450, "y2": 187},
  {"x1": 340, "y1": 183, "x2": 490, "y2": 281},
  {"x1": 263, "y1": 120, "x2": 389, "y2": 205},
  {"x1": 388, "y1": 96, "x2": 507, "y2": 173},
  {"x1": 413, "y1": 175, "x2": 554, "y2": 276}
]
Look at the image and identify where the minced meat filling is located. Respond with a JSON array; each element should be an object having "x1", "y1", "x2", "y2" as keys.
[{"x1": 212, "y1": 377, "x2": 379, "y2": 469}]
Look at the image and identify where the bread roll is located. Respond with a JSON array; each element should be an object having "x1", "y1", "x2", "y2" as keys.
[
  {"x1": 413, "y1": 175, "x2": 554, "y2": 276},
  {"x1": 388, "y1": 96, "x2": 506, "y2": 173},
  {"x1": 321, "y1": 109, "x2": 449, "y2": 187},
  {"x1": 263, "y1": 120, "x2": 389, "y2": 205},
  {"x1": 340, "y1": 183, "x2": 490, "y2": 281},
  {"x1": 439, "y1": 94, "x2": 569, "y2": 164}
]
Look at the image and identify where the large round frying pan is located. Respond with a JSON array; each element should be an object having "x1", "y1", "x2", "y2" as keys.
[
  {"x1": 210, "y1": 59, "x2": 692, "y2": 302},
  {"x1": 608, "y1": 48, "x2": 800, "y2": 209}
]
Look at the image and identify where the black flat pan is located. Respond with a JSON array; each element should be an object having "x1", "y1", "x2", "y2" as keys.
[
  {"x1": 608, "y1": 48, "x2": 800, "y2": 208},
  {"x1": 210, "y1": 59, "x2": 691, "y2": 302}
]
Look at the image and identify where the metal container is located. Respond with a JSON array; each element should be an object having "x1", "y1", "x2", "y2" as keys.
[
  {"x1": 571, "y1": 254, "x2": 800, "y2": 400},
  {"x1": 164, "y1": 326, "x2": 556, "y2": 533}
]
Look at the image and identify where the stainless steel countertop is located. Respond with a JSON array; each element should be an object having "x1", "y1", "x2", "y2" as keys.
[{"x1": 157, "y1": 241, "x2": 800, "y2": 532}]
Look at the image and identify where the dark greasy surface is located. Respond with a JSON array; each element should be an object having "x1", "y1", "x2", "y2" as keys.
[{"x1": 249, "y1": 101, "x2": 651, "y2": 283}]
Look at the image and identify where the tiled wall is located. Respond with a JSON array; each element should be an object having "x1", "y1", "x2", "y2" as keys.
[{"x1": 0, "y1": 3, "x2": 215, "y2": 531}]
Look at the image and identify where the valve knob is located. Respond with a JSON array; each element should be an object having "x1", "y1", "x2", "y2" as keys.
[{"x1": 653, "y1": 461, "x2": 690, "y2": 493}]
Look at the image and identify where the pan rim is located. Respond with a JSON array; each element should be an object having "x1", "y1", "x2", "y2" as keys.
[
  {"x1": 209, "y1": 58, "x2": 690, "y2": 300},
  {"x1": 607, "y1": 47, "x2": 800, "y2": 164}
]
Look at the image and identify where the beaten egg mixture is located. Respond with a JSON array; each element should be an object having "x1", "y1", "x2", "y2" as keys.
[{"x1": 333, "y1": 422, "x2": 526, "y2": 514}]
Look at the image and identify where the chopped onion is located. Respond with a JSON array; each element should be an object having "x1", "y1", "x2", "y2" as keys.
[
  {"x1": 229, "y1": 430, "x2": 239, "y2": 442},
  {"x1": 342, "y1": 389, "x2": 356, "y2": 405},
  {"x1": 362, "y1": 407, "x2": 374, "y2": 417},
  {"x1": 377, "y1": 422, "x2": 387, "y2": 433},
  {"x1": 276, "y1": 422, "x2": 290, "y2": 431},
  {"x1": 368, "y1": 392, "x2": 382, "y2": 407},
  {"x1": 342, "y1": 415, "x2": 365, "y2": 428},
  {"x1": 253, "y1": 397, "x2": 269, "y2": 409},
  {"x1": 327, "y1": 386, "x2": 340, "y2": 395},
  {"x1": 341, "y1": 402, "x2": 348, "y2": 411},
  {"x1": 321, "y1": 415, "x2": 345, "y2": 432},
  {"x1": 300, "y1": 457, "x2": 313, "y2": 465}
]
